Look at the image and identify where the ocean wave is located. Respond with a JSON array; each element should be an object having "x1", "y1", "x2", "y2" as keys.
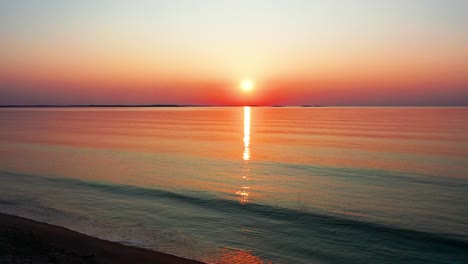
[
  {"x1": 3, "y1": 171, "x2": 467, "y2": 244},
  {"x1": 1, "y1": 170, "x2": 467, "y2": 264}
]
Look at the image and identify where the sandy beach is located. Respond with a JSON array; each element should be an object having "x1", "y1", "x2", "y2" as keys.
[{"x1": 0, "y1": 213, "x2": 204, "y2": 264}]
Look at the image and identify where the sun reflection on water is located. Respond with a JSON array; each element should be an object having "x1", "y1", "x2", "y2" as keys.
[
  {"x1": 237, "y1": 106, "x2": 251, "y2": 204},
  {"x1": 243, "y1": 106, "x2": 251, "y2": 161},
  {"x1": 216, "y1": 248, "x2": 269, "y2": 264}
]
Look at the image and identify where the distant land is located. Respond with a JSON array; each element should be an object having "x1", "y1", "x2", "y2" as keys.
[
  {"x1": 0, "y1": 104, "x2": 284, "y2": 107},
  {"x1": 0, "y1": 104, "x2": 466, "y2": 108},
  {"x1": 0, "y1": 104, "x2": 188, "y2": 108}
]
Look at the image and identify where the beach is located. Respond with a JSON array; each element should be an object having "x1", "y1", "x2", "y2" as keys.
[{"x1": 0, "y1": 213, "x2": 203, "y2": 264}]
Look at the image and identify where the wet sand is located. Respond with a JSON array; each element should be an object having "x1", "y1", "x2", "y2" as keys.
[{"x1": 0, "y1": 213, "x2": 204, "y2": 264}]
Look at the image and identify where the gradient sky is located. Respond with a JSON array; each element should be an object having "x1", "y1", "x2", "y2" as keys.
[{"x1": 1, "y1": 0, "x2": 467, "y2": 105}]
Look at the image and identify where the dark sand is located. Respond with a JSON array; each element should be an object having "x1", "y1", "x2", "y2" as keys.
[{"x1": 0, "y1": 213, "x2": 204, "y2": 264}]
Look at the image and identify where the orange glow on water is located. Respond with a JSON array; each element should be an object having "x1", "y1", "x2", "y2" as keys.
[
  {"x1": 214, "y1": 248, "x2": 269, "y2": 264},
  {"x1": 237, "y1": 106, "x2": 251, "y2": 204},
  {"x1": 243, "y1": 106, "x2": 251, "y2": 161}
]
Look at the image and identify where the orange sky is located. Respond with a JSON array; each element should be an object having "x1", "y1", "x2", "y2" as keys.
[{"x1": 1, "y1": 0, "x2": 467, "y2": 105}]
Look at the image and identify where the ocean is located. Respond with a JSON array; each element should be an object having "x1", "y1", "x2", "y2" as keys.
[{"x1": 0, "y1": 107, "x2": 467, "y2": 263}]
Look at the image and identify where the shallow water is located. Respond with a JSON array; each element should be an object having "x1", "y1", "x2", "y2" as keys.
[{"x1": 0, "y1": 107, "x2": 467, "y2": 263}]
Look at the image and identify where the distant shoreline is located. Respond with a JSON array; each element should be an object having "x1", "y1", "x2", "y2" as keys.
[
  {"x1": 0, "y1": 104, "x2": 192, "y2": 108},
  {"x1": 0, "y1": 104, "x2": 295, "y2": 108},
  {"x1": 0, "y1": 105, "x2": 466, "y2": 108}
]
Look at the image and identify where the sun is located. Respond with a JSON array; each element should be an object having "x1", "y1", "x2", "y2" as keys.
[{"x1": 240, "y1": 80, "x2": 254, "y2": 92}]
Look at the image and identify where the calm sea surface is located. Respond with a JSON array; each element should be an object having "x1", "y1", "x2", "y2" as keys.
[{"x1": 0, "y1": 107, "x2": 467, "y2": 263}]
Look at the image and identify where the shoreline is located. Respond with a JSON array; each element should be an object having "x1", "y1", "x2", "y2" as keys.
[{"x1": 0, "y1": 212, "x2": 204, "y2": 264}]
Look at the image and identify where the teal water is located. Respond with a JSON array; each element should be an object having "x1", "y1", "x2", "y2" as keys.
[{"x1": 0, "y1": 107, "x2": 467, "y2": 263}]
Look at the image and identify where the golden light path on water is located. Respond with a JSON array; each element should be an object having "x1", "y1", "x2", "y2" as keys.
[
  {"x1": 237, "y1": 106, "x2": 251, "y2": 204},
  {"x1": 243, "y1": 106, "x2": 251, "y2": 161}
]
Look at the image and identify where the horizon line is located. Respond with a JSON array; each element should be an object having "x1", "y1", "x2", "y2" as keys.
[{"x1": 0, "y1": 104, "x2": 467, "y2": 108}]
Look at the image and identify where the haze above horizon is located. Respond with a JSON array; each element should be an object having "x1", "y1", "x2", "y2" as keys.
[{"x1": 1, "y1": 0, "x2": 467, "y2": 106}]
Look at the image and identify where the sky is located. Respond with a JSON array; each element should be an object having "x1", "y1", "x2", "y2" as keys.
[{"x1": 1, "y1": 0, "x2": 467, "y2": 106}]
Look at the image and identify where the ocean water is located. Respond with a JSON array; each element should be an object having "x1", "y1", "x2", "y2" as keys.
[{"x1": 0, "y1": 107, "x2": 467, "y2": 264}]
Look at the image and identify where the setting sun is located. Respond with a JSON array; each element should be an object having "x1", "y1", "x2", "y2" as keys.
[{"x1": 240, "y1": 80, "x2": 254, "y2": 92}]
